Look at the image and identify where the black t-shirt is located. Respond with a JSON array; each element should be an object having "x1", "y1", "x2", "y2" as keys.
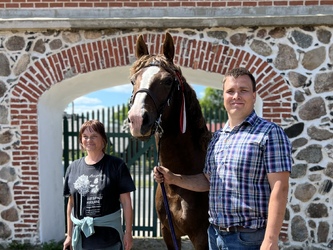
[{"x1": 63, "y1": 154, "x2": 136, "y2": 249}]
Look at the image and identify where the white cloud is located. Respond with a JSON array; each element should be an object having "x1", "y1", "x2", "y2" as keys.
[
  {"x1": 64, "y1": 96, "x2": 104, "y2": 115},
  {"x1": 64, "y1": 104, "x2": 107, "y2": 115},
  {"x1": 74, "y1": 96, "x2": 102, "y2": 105},
  {"x1": 105, "y1": 84, "x2": 132, "y2": 94}
]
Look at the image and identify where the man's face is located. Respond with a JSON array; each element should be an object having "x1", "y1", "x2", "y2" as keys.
[{"x1": 223, "y1": 75, "x2": 256, "y2": 121}]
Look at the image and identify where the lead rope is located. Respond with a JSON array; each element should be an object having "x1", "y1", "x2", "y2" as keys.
[{"x1": 157, "y1": 136, "x2": 179, "y2": 250}]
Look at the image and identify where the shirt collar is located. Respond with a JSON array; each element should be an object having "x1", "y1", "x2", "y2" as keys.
[{"x1": 222, "y1": 110, "x2": 257, "y2": 133}]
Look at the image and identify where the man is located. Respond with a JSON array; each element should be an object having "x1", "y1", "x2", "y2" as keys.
[{"x1": 154, "y1": 67, "x2": 291, "y2": 250}]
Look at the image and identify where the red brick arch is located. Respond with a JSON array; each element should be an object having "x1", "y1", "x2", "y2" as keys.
[{"x1": 9, "y1": 32, "x2": 291, "y2": 236}]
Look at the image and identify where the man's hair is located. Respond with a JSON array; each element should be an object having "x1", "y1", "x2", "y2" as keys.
[
  {"x1": 79, "y1": 119, "x2": 108, "y2": 153},
  {"x1": 222, "y1": 67, "x2": 256, "y2": 92}
]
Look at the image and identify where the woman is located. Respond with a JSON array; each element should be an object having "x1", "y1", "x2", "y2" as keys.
[{"x1": 63, "y1": 120, "x2": 136, "y2": 250}]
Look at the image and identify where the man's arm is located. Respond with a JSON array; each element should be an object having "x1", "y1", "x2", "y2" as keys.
[
  {"x1": 154, "y1": 166, "x2": 210, "y2": 192},
  {"x1": 261, "y1": 171, "x2": 289, "y2": 250}
]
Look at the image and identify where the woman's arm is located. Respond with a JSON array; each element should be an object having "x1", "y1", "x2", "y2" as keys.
[
  {"x1": 120, "y1": 192, "x2": 134, "y2": 250},
  {"x1": 63, "y1": 196, "x2": 74, "y2": 250}
]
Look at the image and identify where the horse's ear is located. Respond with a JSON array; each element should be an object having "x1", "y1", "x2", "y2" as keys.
[
  {"x1": 136, "y1": 35, "x2": 149, "y2": 59},
  {"x1": 163, "y1": 33, "x2": 175, "y2": 62}
]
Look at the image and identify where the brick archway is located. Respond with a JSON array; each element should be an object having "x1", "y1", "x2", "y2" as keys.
[{"x1": 9, "y1": 32, "x2": 291, "y2": 240}]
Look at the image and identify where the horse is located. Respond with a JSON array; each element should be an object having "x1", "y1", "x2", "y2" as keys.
[{"x1": 127, "y1": 33, "x2": 211, "y2": 250}]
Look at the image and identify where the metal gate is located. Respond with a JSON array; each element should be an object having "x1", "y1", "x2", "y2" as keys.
[{"x1": 62, "y1": 104, "x2": 227, "y2": 237}]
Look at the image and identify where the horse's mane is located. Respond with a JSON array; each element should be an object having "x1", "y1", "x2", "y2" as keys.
[{"x1": 131, "y1": 55, "x2": 212, "y2": 151}]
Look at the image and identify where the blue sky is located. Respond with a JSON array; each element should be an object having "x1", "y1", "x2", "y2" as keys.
[{"x1": 64, "y1": 84, "x2": 206, "y2": 114}]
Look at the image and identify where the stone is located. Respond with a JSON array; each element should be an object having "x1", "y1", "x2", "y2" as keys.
[
  {"x1": 284, "y1": 122, "x2": 304, "y2": 138},
  {"x1": 49, "y1": 39, "x2": 63, "y2": 50},
  {"x1": 1, "y1": 206, "x2": 19, "y2": 222},
  {"x1": 294, "y1": 183, "x2": 316, "y2": 202},
  {"x1": 274, "y1": 44, "x2": 298, "y2": 70},
  {"x1": 298, "y1": 97, "x2": 326, "y2": 120},
  {"x1": 307, "y1": 126, "x2": 333, "y2": 141},
  {"x1": 316, "y1": 29, "x2": 332, "y2": 44},
  {"x1": 291, "y1": 138, "x2": 308, "y2": 149},
  {"x1": 318, "y1": 180, "x2": 332, "y2": 195},
  {"x1": 84, "y1": 30, "x2": 103, "y2": 40},
  {"x1": 0, "y1": 106, "x2": 8, "y2": 124},
  {"x1": 324, "y1": 144, "x2": 333, "y2": 159},
  {"x1": 288, "y1": 71, "x2": 307, "y2": 88},
  {"x1": 62, "y1": 31, "x2": 82, "y2": 43},
  {"x1": 314, "y1": 72, "x2": 333, "y2": 94},
  {"x1": 291, "y1": 30, "x2": 313, "y2": 48},
  {"x1": 250, "y1": 39, "x2": 272, "y2": 56},
  {"x1": 256, "y1": 29, "x2": 267, "y2": 38},
  {"x1": 13, "y1": 54, "x2": 31, "y2": 76},
  {"x1": 295, "y1": 144, "x2": 322, "y2": 163},
  {"x1": 0, "y1": 151, "x2": 10, "y2": 165},
  {"x1": 290, "y1": 164, "x2": 307, "y2": 179},
  {"x1": 0, "y1": 54, "x2": 10, "y2": 77},
  {"x1": 0, "y1": 181, "x2": 11, "y2": 206},
  {"x1": 323, "y1": 162, "x2": 333, "y2": 178},
  {"x1": 5, "y1": 35, "x2": 25, "y2": 51},
  {"x1": 268, "y1": 27, "x2": 286, "y2": 38},
  {"x1": 317, "y1": 221, "x2": 329, "y2": 243},
  {"x1": 0, "y1": 167, "x2": 16, "y2": 182},
  {"x1": 294, "y1": 90, "x2": 305, "y2": 103},
  {"x1": 0, "y1": 81, "x2": 7, "y2": 98},
  {"x1": 0, "y1": 221, "x2": 11, "y2": 239},
  {"x1": 290, "y1": 204, "x2": 300, "y2": 213},
  {"x1": 229, "y1": 33, "x2": 247, "y2": 46},
  {"x1": 308, "y1": 174, "x2": 321, "y2": 182},
  {"x1": 33, "y1": 39, "x2": 46, "y2": 54},
  {"x1": 329, "y1": 44, "x2": 333, "y2": 62},
  {"x1": 302, "y1": 47, "x2": 326, "y2": 70},
  {"x1": 0, "y1": 130, "x2": 12, "y2": 144},
  {"x1": 291, "y1": 215, "x2": 308, "y2": 242},
  {"x1": 306, "y1": 203, "x2": 328, "y2": 218}
]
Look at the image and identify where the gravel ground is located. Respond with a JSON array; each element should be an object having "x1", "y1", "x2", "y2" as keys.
[{"x1": 132, "y1": 237, "x2": 194, "y2": 250}]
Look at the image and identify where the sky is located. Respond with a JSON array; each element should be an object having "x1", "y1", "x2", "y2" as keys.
[{"x1": 64, "y1": 84, "x2": 206, "y2": 115}]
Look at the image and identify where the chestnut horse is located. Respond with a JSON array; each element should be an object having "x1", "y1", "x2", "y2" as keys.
[{"x1": 127, "y1": 33, "x2": 211, "y2": 250}]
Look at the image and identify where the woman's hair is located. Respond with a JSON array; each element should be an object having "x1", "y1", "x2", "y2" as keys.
[
  {"x1": 222, "y1": 67, "x2": 257, "y2": 92},
  {"x1": 79, "y1": 120, "x2": 108, "y2": 153}
]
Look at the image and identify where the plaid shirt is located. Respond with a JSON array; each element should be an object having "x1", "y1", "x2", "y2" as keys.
[{"x1": 204, "y1": 111, "x2": 292, "y2": 229}]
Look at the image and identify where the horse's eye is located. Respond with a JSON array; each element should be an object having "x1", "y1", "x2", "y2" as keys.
[{"x1": 130, "y1": 80, "x2": 135, "y2": 86}]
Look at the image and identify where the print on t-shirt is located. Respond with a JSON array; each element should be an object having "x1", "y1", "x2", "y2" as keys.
[{"x1": 74, "y1": 173, "x2": 103, "y2": 217}]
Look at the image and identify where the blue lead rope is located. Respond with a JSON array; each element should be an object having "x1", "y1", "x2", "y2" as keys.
[
  {"x1": 157, "y1": 133, "x2": 179, "y2": 250},
  {"x1": 160, "y1": 181, "x2": 179, "y2": 250}
]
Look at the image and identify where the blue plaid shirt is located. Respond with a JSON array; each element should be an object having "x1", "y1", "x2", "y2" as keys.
[{"x1": 204, "y1": 111, "x2": 291, "y2": 229}]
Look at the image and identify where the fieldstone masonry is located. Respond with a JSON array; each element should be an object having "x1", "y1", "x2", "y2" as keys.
[{"x1": 0, "y1": 25, "x2": 332, "y2": 249}]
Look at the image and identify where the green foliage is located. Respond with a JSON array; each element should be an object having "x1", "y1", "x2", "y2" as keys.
[
  {"x1": 199, "y1": 87, "x2": 224, "y2": 111},
  {"x1": 4, "y1": 240, "x2": 63, "y2": 250}
]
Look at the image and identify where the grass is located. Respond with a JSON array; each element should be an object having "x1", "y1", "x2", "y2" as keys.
[{"x1": 0, "y1": 240, "x2": 63, "y2": 250}]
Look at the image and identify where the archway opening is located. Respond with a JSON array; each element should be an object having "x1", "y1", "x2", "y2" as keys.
[{"x1": 37, "y1": 66, "x2": 234, "y2": 242}]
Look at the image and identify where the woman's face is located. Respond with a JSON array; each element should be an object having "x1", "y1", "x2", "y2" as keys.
[{"x1": 81, "y1": 127, "x2": 105, "y2": 153}]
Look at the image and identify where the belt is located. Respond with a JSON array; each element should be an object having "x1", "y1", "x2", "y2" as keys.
[{"x1": 213, "y1": 224, "x2": 259, "y2": 233}]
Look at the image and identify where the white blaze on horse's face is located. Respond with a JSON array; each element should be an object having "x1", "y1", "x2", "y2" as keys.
[{"x1": 128, "y1": 66, "x2": 161, "y2": 138}]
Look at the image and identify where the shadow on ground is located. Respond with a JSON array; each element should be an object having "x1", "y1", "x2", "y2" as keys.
[{"x1": 133, "y1": 237, "x2": 194, "y2": 250}]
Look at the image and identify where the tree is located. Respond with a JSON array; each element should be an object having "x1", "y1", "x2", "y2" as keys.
[{"x1": 199, "y1": 87, "x2": 224, "y2": 111}]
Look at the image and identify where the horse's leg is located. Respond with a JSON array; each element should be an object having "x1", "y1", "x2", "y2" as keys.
[
  {"x1": 161, "y1": 224, "x2": 182, "y2": 250},
  {"x1": 188, "y1": 228, "x2": 209, "y2": 250}
]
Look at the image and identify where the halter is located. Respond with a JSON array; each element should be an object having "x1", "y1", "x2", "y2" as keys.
[{"x1": 129, "y1": 61, "x2": 186, "y2": 137}]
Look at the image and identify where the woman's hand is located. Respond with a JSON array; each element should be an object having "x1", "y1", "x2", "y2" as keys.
[
  {"x1": 63, "y1": 235, "x2": 72, "y2": 250},
  {"x1": 123, "y1": 231, "x2": 133, "y2": 250}
]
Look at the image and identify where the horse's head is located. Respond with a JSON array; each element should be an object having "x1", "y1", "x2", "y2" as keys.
[{"x1": 128, "y1": 33, "x2": 186, "y2": 140}]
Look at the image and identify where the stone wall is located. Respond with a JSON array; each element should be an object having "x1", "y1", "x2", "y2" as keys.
[{"x1": 0, "y1": 25, "x2": 332, "y2": 249}]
